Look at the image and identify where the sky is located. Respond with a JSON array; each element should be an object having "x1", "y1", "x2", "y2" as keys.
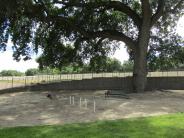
[{"x1": 0, "y1": 17, "x2": 183, "y2": 72}]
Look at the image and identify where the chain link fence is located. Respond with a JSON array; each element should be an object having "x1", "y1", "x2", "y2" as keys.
[{"x1": 1, "y1": 71, "x2": 184, "y2": 90}]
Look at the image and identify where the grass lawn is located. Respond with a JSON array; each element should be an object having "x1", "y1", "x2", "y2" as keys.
[{"x1": 0, "y1": 113, "x2": 184, "y2": 138}]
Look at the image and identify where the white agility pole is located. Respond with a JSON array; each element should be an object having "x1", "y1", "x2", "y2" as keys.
[{"x1": 93, "y1": 100, "x2": 96, "y2": 113}]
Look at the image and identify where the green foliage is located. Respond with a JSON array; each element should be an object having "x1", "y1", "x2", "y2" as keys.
[
  {"x1": 60, "y1": 64, "x2": 83, "y2": 74},
  {"x1": 39, "y1": 68, "x2": 60, "y2": 75},
  {"x1": 25, "y1": 68, "x2": 39, "y2": 76},
  {"x1": 0, "y1": 113, "x2": 184, "y2": 138},
  {"x1": 0, "y1": 70, "x2": 24, "y2": 76},
  {"x1": 128, "y1": 34, "x2": 184, "y2": 71},
  {"x1": 88, "y1": 56, "x2": 108, "y2": 73},
  {"x1": 148, "y1": 37, "x2": 184, "y2": 71},
  {"x1": 122, "y1": 60, "x2": 134, "y2": 72},
  {"x1": 106, "y1": 58, "x2": 123, "y2": 72},
  {"x1": 88, "y1": 57, "x2": 123, "y2": 72},
  {"x1": 38, "y1": 57, "x2": 125, "y2": 74},
  {"x1": 37, "y1": 57, "x2": 130, "y2": 74},
  {"x1": 25, "y1": 68, "x2": 60, "y2": 76},
  {"x1": 0, "y1": 0, "x2": 183, "y2": 72}
]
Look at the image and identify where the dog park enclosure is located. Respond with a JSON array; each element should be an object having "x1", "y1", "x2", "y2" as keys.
[
  {"x1": 29, "y1": 76, "x2": 184, "y2": 91},
  {"x1": 1, "y1": 72, "x2": 184, "y2": 128},
  {"x1": 1, "y1": 71, "x2": 184, "y2": 91}
]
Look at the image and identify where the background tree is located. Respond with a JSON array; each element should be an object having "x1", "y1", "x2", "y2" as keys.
[
  {"x1": 128, "y1": 34, "x2": 184, "y2": 71},
  {"x1": 0, "y1": 0, "x2": 183, "y2": 92},
  {"x1": 88, "y1": 57, "x2": 122, "y2": 72},
  {"x1": 60, "y1": 63, "x2": 83, "y2": 74},
  {"x1": 25, "y1": 68, "x2": 39, "y2": 76},
  {"x1": 0, "y1": 70, "x2": 24, "y2": 76},
  {"x1": 38, "y1": 57, "x2": 123, "y2": 73},
  {"x1": 106, "y1": 58, "x2": 123, "y2": 72},
  {"x1": 25, "y1": 67, "x2": 60, "y2": 75},
  {"x1": 122, "y1": 60, "x2": 134, "y2": 72},
  {"x1": 148, "y1": 35, "x2": 184, "y2": 71}
]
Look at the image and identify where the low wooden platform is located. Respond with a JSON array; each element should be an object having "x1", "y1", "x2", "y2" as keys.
[{"x1": 105, "y1": 90, "x2": 130, "y2": 99}]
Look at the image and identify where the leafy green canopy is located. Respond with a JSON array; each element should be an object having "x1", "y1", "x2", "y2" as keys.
[
  {"x1": 148, "y1": 37, "x2": 184, "y2": 70},
  {"x1": 0, "y1": 70, "x2": 24, "y2": 76},
  {"x1": 0, "y1": 0, "x2": 183, "y2": 69}
]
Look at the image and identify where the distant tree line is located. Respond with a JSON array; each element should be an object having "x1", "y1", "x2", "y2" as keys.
[
  {"x1": 147, "y1": 44, "x2": 184, "y2": 71},
  {"x1": 0, "y1": 70, "x2": 24, "y2": 76},
  {"x1": 1, "y1": 54, "x2": 184, "y2": 77},
  {"x1": 26, "y1": 58, "x2": 134, "y2": 76},
  {"x1": 0, "y1": 58, "x2": 134, "y2": 76}
]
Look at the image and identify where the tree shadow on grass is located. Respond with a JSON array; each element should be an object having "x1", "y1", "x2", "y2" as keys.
[{"x1": 0, "y1": 114, "x2": 184, "y2": 138}]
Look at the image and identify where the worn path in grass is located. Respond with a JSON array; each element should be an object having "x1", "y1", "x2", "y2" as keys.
[{"x1": 0, "y1": 90, "x2": 184, "y2": 128}]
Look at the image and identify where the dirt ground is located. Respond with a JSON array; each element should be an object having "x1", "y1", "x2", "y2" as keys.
[
  {"x1": 0, "y1": 90, "x2": 184, "y2": 128},
  {"x1": 0, "y1": 82, "x2": 25, "y2": 90}
]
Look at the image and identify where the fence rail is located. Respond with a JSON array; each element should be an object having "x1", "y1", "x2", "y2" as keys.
[{"x1": 1, "y1": 71, "x2": 184, "y2": 90}]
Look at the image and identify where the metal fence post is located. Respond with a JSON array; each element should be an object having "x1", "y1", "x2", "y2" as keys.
[
  {"x1": 25, "y1": 77, "x2": 26, "y2": 87},
  {"x1": 12, "y1": 77, "x2": 13, "y2": 89}
]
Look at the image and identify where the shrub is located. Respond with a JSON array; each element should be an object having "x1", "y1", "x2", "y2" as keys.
[
  {"x1": 0, "y1": 70, "x2": 24, "y2": 76},
  {"x1": 25, "y1": 68, "x2": 39, "y2": 76}
]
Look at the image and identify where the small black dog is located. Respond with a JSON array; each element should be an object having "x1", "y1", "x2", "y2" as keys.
[
  {"x1": 46, "y1": 93, "x2": 53, "y2": 100},
  {"x1": 105, "y1": 90, "x2": 110, "y2": 98}
]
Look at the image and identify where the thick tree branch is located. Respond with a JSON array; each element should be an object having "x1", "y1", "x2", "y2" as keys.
[
  {"x1": 140, "y1": 0, "x2": 152, "y2": 18},
  {"x1": 89, "y1": 30, "x2": 136, "y2": 50},
  {"x1": 151, "y1": 0, "x2": 183, "y2": 26},
  {"x1": 151, "y1": 0, "x2": 164, "y2": 26},
  {"x1": 53, "y1": 0, "x2": 142, "y2": 28},
  {"x1": 48, "y1": 15, "x2": 136, "y2": 50},
  {"x1": 29, "y1": 1, "x2": 136, "y2": 50}
]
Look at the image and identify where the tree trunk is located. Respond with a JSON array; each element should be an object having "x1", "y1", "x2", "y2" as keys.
[
  {"x1": 133, "y1": 45, "x2": 148, "y2": 92},
  {"x1": 133, "y1": 24, "x2": 151, "y2": 92}
]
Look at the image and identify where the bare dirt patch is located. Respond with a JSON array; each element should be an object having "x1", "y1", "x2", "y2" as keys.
[
  {"x1": 0, "y1": 90, "x2": 184, "y2": 128},
  {"x1": 0, "y1": 82, "x2": 25, "y2": 90}
]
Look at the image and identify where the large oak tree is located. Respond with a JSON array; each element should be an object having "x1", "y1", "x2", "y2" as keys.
[{"x1": 0, "y1": 0, "x2": 184, "y2": 92}]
